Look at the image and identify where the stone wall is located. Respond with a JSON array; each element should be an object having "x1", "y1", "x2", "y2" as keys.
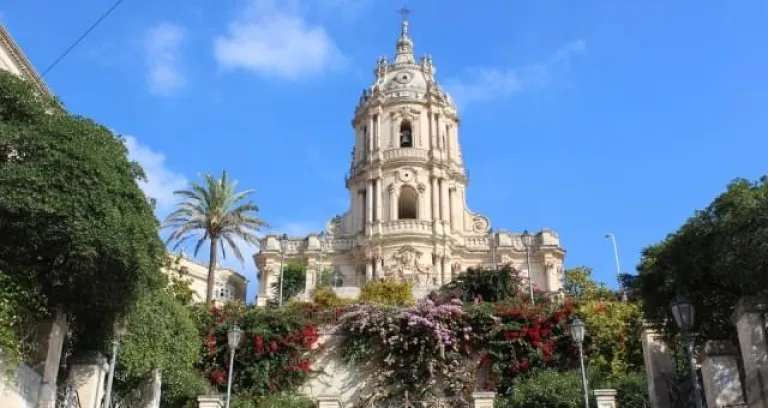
[{"x1": 0, "y1": 359, "x2": 43, "y2": 408}]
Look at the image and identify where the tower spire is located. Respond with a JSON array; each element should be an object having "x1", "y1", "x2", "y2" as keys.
[{"x1": 394, "y1": 6, "x2": 414, "y2": 64}]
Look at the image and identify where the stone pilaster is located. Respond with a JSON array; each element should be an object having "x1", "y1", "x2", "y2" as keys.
[
  {"x1": 731, "y1": 296, "x2": 768, "y2": 408},
  {"x1": 700, "y1": 340, "x2": 746, "y2": 408},
  {"x1": 593, "y1": 389, "x2": 617, "y2": 408},
  {"x1": 471, "y1": 391, "x2": 495, "y2": 408},
  {"x1": 66, "y1": 352, "x2": 108, "y2": 408},
  {"x1": 34, "y1": 308, "x2": 68, "y2": 408},
  {"x1": 197, "y1": 395, "x2": 222, "y2": 408},
  {"x1": 317, "y1": 395, "x2": 342, "y2": 408},
  {"x1": 641, "y1": 325, "x2": 676, "y2": 408}
]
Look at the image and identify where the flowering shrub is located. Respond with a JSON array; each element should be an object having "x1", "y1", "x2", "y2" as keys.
[
  {"x1": 340, "y1": 299, "x2": 474, "y2": 399},
  {"x1": 579, "y1": 299, "x2": 643, "y2": 378},
  {"x1": 196, "y1": 303, "x2": 321, "y2": 399}
]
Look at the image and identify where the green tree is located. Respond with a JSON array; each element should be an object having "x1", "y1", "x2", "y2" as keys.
[
  {"x1": 163, "y1": 171, "x2": 268, "y2": 304},
  {"x1": 271, "y1": 261, "x2": 307, "y2": 304},
  {"x1": 0, "y1": 71, "x2": 165, "y2": 351},
  {"x1": 563, "y1": 266, "x2": 617, "y2": 301},
  {"x1": 633, "y1": 177, "x2": 768, "y2": 342}
]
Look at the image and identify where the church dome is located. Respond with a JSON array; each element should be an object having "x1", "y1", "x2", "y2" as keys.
[{"x1": 354, "y1": 19, "x2": 456, "y2": 117}]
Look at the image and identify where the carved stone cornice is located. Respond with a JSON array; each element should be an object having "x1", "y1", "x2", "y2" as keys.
[{"x1": 0, "y1": 25, "x2": 52, "y2": 97}]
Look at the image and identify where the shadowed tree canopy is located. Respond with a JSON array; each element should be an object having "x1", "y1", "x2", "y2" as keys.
[
  {"x1": 0, "y1": 71, "x2": 165, "y2": 350},
  {"x1": 632, "y1": 177, "x2": 768, "y2": 343}
]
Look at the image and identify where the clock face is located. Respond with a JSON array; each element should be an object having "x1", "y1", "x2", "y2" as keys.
[{"x1": 394, "y1": 71, "x2": 414, "y2": 84}]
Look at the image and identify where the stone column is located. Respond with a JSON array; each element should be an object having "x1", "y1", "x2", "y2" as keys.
[
  {"x1": 472, "y1": 391, "x2": 495, "y2": 408},
  {"x1": 700, "y1": 340, "x2": 746, "y2": 408},
  {"x1": 138, "y1": 368, "x2": 161, "y2": 408},
  {"x1": 365, "y1": 180, "x2": 373, "y2": 234},
  {"x1": 731, "y1": 296, "x2": 768, "y2": 408},
  {"x1": 197, "y1": 396, "x2": 223, "y2": 408},
  {"x1": 389, "y1": 185, "x2": 397, "y2": 221},
  {"x1": 367, "y1": 116, "x2": 374, "y2": 159},
  {"x1": 375, "y1": 178, "x2": 383, "y2": 223},
  {"x1": 431, "y1": 176, "x2": 439, "y2": 220},
  {"x1": 365, "y1": 261, "x2": 373, "y2": 281},
  {"x1": 593, "y1": 389, "x2": 617, "y2": 408},
  {"x1": 66, "y1": 352, "x2": 108, "y2": 408},
  {"x1": 317, "y1": 395, "x2": 341, "y2": 408},
  {"x1": 35, "y1": 308, "x2": 69, "y2": 408},
  {"x1": 442, "y1": 256, "x2": 451, "y2": 286},
  {"x1": 440, "y1": 179, "x2": 450, "y2": 224},
  {"x1": 641, "y1": 325, "x2": 676, "y2": 408}
]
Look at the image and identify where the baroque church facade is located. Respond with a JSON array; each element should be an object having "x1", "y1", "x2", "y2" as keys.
[{"x1": 255, "y1": 20, "x2": 566, "y2": 304}]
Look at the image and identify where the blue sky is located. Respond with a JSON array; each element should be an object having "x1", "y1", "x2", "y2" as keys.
[{"x1": 4, "y1": 0, "x2": 768, "y2": 300}]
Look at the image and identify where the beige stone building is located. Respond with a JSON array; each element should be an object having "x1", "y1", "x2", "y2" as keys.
[
  {"x1": 255, "y1": 20, "x2": 566, "y2": 304},
  {"x1": 0, "y1": 24, "x2": 51, "y2": 96},
  {"x1": 164, "y1": 253, "x2": 248, "y2": 304}
]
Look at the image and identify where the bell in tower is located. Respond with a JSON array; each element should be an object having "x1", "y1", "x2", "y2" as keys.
[{"x1": 399, "y1": 120, "x2": 413, "y2": 148}]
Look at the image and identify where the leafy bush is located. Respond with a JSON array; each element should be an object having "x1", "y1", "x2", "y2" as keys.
[
  {"x1": 359, "y1": 279, "x2": 414, "y2": 305},
  {"x1": 498, "y1": 370, "x2": 586, "y2": 408},
  {"x1": 311, "y1": 286, "x2": 348, "y2": 307},
  {"x1": 230, "y1": 394, "x2": 316, "y2": 408},
  {"x1": 271, "y1": 262, "x2": 308, "y2": 304}
]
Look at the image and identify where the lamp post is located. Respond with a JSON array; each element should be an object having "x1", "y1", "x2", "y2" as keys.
[
  {"x1": 225, "y1": 325, "x2": 244, "y2": 408},
  {"x1": 670, "y1": 294, "x2": 704, "y2": 408},
  {"x1": 278, "y1": 233, "x2": 288, "y2": 307},
  {"x1": 103, "y1": 317, "x2": 128, "y2": 408},
  {"x1": 604, "y1": 233, "x2": 627, "y2": 303},
  {"x1": 520, "y1": 230, "x2": 535, "y2": 305},
  {"x1": 571, "y1": 318, "x2": 589, "y2": 408}
]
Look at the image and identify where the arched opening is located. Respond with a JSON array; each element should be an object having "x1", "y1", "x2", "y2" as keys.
[
  {"x1": 399, "y1": 120, "x2": 413, "y2": 148},
  {"x1": 398, "y1": 185, "x2": 418, "y2": 219}
]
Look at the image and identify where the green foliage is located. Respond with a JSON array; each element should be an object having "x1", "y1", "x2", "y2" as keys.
[
  {"x1": 441, "y1": 265, "x2": 523, "y2": 303},
  {"x1": 163, "y1": 170, "x2": 268, "y2": 303},
  {"x1": 229, "y1": 394, "x2": 315, "y2": 408},
  {"x1": 314, "y1": 268, "x2": 336, "y2": 287},
  {"x1": 578, "y1": 300, "x2": 644, "y2": 378},
  {"x1": 359, "y1": 279, "x2": 414, "y2": 306},
  {"x1": 563, "y1": 266, "x2": 617, "y2": 302},
  {"x1": 605, "y1": 371, "x2": 649, "y2": 408},
  {"x1": 497, "y1": 370, "x2": 587, "y2": 408},
  {"x1": 633, "y1": 177, "x2": 768, "y2": 342},
  {"x1": 0, "y1": 70, "x2": 166, "y2": 351},
  {"x1": 0, "y1": 272, "x2": 45, "y2": 365},
  {"x1": 311, "y1": 286, "x2": 348, "y2": 307},
  {"x1": 118, "y1": 287, "x2": 200, "y2": 380},
  {"x1": 164, "y1": 254, "x2": 198, "y2": 306},
  {"x1": 271, "y1": 262, "x2": 308, "y2": 304}
]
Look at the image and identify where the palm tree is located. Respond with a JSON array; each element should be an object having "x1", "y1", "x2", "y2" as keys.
[{"x1": 163, "y1": 171, "x2": 268, "y2": 303}]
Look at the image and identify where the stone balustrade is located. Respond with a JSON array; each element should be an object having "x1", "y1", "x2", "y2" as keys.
[
  {"x1": 382, "y1": 147, "x2": 429, "y2": 162},
  {"x1": 381, "y1": 219, "x2": 433, "y2": 235}
]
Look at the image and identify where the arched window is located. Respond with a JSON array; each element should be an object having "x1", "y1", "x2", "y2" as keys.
[
  {"x1": 398, "y1": 185, "x2": 418, "y2": 219},
  {"x1": 399, "y1": 120, "x2": 413, "y2": 148}
]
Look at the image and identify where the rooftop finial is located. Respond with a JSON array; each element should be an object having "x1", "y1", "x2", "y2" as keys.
[{"x1": 394, "y1": 5, "x2": 414, "y2": 64}]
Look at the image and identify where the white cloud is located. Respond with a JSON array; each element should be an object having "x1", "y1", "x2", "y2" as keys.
[
  {"x1": 123, "y1": 136, "x2": 188, "y2": 212},
  {"x1": 145, "y1": 22, "x2": 186, "y2": 95},
  {"x1": 445, "y1": 39, "x2": 586, "y2": 108},
  {"x1": 213, "y1": 0, "x2": 344, "y2": 80}
]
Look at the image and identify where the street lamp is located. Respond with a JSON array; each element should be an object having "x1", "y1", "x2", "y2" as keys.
[
  {"x1": 103, "y1": 317, "x2": 128, "y2": 408},
  {"x1": 278, "y1": 233, "x2": 288, "y2": 307},
  {"x1": 570, "y1": 318, "x2": 589, "y2": 408},
  {"x1": 520, "y1": 230, "x2": 535, "y2": 305},
  {"x1": 604, "y1": 233, "x2": 627, "y2": 303},
  {"x1": 670, "y1": 294, "x2": 704, "y2": 408},
  {"x1": 225, "y1": 325, "x2": 244, "y2": 408}
]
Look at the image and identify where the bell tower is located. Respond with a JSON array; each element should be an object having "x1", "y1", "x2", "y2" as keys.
[{"x1": 342, "y1": 14, "x2": 490, "y2": 286}]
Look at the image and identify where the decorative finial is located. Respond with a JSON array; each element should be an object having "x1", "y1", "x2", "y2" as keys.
[{"x1": 397, "y1": 6, "x2": 412, "y2": 23}]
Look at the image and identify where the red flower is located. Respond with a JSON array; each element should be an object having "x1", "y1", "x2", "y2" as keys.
[
  {"x1": 253, "y1": 336, "x2": 265, "y2": 354},
  {"x1": 269, "y1": 340, "x2": 279, "y2": 352},
  {"x1": 209, "y1": 369, "x2": 226, "y2": 385}
]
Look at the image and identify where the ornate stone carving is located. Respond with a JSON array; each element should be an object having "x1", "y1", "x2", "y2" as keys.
[
  {"x1": 417, "y1": 183, "x2": 427, "y2": 193},
  {"x1": 452, "y1": 262, "x2": 462, "y2": 274},
  {"x1": 387, "y1": 183, "x2": 396, "y2": 195},
  {"x1": 545, "y1": 262, "x2": 556, "y2": 274},
  {"x1": 396, "y1": 168, "x2": 416, "y2": 183},
  {"x1": 471, "y1": 215, "x2": 491, "y2": 233},
  {"x1": 326, "y1": 215, "x2": 343, "y2": 236},
  {"x1": 383, "y1": 245, "x2": 433, "y2": 283},
  {"x1": 499, "y1": 255, "x2": 513, "y2": 266}
]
